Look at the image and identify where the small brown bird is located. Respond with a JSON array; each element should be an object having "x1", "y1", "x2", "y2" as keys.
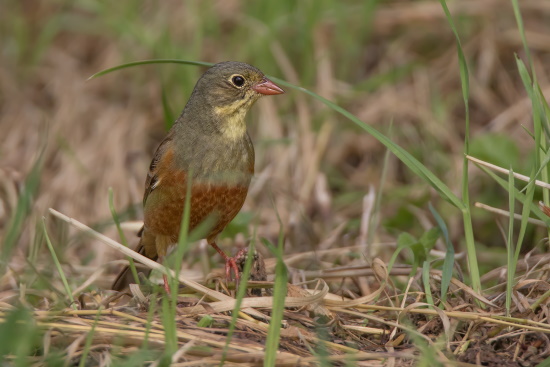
[{"x1": 112, "y1": 61, "x2": 284, "y2": 291}]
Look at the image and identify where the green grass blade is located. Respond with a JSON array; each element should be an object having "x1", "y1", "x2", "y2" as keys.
[
  {"x1": 422, "y1": 261, "x2": 434, "y2": 306},
  {"x1": 438, "y1": 1, "x2": 469, "y2": 103},
  {"x1": 461, "y1": 211, "x2": 479, "y2": 293},
  {"x1": 262, "y1": 238, "x2": 288, "y2": 367},
  {"x1": 264, "y1": 199, "x2": 288, "y2": 367},
  {"x1": 510, "y1": 0, "x2": 533, "y2": 70},
  {"x1": 387, "y1": 233, "x2": 416, "y2": 275},
  {"x1": 538, "y1": 84, "x2": 550, "y2": 134},
  {"x1": 519, "y1": 147, "x2": 550, "y2": 194},
  {"x1": 410, "y1": 329, "x2": 445, "y2": 367},
  {"x1": 515, "y1": 57, "x2": 550, "y2": 242},
  {"x1": 0, "y1": 307, "x2": 39, "y2": 366},
  {"x1": 429, "y1": 203, "x2": 454, "y2": 304},
  {"x1": 532, "y1": 90, "x2": 550, "y2": 243},
  {"x1": 439, "y1": 0, "x2": 480, "y2": 297},
  {"x1": 505, "y1": 169, "x2": 515, "y2": 316},
  {"x1": 141, "y1": 294, "x2": 157, "y2": 350},
  {"x1": 161, "y1": 295, "x2": 177, "y2": 357},
  {"x1": 368, "y1": 121, "x2": 393, "y2": 245},
  {"x1": 108, "y1": 188, "x2": 139, "y2": 286},
  {"x1": 271, "y1": 75, "x2": 465, "y2": 211},
  {"x1": 78, "y1": 308, "x2": 102, "y2": 367},
  {"x1": 171, "y1": 169, "x2": 194, "y2": 294},
  {"x1": 42, "y1": 217, "x2": 76, "y2": 308},
  {"x1": 514, "y1": 168, "x2": 536, "y2": 261},
  {"x1": 88, "y1": 59, "x2": 212, "y2": 80},
  {"x1": 2, "y1": 154, "x2": 43, "y2": 272},
  {"x1": 476, "y1": 165, "x2": 550, "y2": 225},
  {"x1": 161, "y1": 168, "x2": 195, "y2": 359},
  {"x1": 220, "y1": 238, "x2": 257, "y2": 366},
  {"x1": 536, "y1": 356, "x2": 550, "y2": 367}
]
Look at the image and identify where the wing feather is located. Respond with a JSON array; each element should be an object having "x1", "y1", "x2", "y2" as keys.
[{"x1": 143, "y1": 137, "x2": 173, "y2": 206}]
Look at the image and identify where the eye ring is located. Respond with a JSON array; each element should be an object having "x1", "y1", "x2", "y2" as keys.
[{"x1": 231, "y1": 75, "x2": 245, "y2": 88}]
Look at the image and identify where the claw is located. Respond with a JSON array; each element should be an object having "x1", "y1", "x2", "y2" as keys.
[
  {"x1": 210, "y1": 241, "x2": 248, "y2": 286},
  {"x1": 225, "y1": 257, "x2": 241, "y2": 284}
]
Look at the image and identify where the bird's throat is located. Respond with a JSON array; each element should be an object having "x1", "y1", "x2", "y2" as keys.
[{"x1": 214, "y1": 103, "x2": 248, "y2": 141}]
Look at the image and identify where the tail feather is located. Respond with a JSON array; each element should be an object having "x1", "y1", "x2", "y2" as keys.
[{"x1": 111, "y1": 242, "x2": 157, "y2": 291}]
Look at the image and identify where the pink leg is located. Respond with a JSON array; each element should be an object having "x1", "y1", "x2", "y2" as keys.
[
  {"x1": 209, "y1": 242, "x2": 247, "y2": 283},
  {"x1": 163, "y1": 274, "x2": 171, "y2": 294},
  {"x1": 159, "y1": 255, "x2": 171, "y2": 293}
]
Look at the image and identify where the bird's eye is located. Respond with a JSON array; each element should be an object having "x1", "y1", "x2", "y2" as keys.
[{"x1": 231, "y1": 75, "x2": 245, "y2": 87}]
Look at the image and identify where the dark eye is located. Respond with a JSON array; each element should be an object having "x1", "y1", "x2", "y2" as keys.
[{"x1": 232, "y1": 75, "x2": 245, "y2": 87}]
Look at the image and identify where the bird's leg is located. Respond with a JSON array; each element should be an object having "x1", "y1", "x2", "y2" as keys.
[
  {"x1": 163, "y1": 274, "x2": 171, "y2": 294},
  {"x1": 159, "y1": 255, "x2": 171, "y2": 294},
  {"x1": 209, "y1": 241, "x2": 246, "y2": 284}
]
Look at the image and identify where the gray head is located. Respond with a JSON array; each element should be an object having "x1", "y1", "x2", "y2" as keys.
[{"x1": 189, "y1": 61, "x2": 284, "y2": 114}]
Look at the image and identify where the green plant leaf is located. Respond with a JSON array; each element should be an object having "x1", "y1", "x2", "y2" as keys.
[
  {"x1": 419, "y1": 227, "x2": 441, "y2": 252},
  {"x1": 439, "y1": 0, "x2": 481, "y2": 298},
  {"x1": 197, "y1": 315, "x2": 214, "y2": 328},
  {"x1": 422, "y1": 261, "x2": 434, "y2": 306},
  {"x1": 505, "y1": 168, "x2": 515, "y2": 316},
  {"x1": 429, "y1": 203, "x2": 455, "y2": 304}
]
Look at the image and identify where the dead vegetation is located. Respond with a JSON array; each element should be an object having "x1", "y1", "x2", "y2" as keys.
[{"x1": 1, "y1": 0, "x2": 550, "y2": 365}]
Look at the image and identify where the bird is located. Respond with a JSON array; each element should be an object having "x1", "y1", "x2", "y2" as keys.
[{"x1": 111, "y1": 61, "x2": 284, "y2": 292}]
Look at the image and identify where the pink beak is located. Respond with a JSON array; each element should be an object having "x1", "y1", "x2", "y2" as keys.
[{"x1": 252, "y1": 78, "x2": 285, "y2": 95}]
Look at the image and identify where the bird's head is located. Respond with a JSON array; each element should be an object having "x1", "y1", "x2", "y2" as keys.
[
  {"x1": 192, "y1": 61, "x2": 283, "y2": 113},
  {"x1": 185, "y1": 61, "x2": 284, "y2": 140}
]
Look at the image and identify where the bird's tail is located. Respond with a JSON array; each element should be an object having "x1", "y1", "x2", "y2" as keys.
[{"x1": 111, "y1": 236, "x2": 157, "y2": 291}]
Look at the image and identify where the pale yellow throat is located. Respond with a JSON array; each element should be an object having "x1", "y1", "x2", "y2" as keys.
[{"x1": 215, "y1": 100, "x2": 249, "y2": 141}]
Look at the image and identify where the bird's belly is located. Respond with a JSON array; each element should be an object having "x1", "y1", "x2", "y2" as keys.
[{"x1": 143, "y1": 181, "x2": 249, "y2": 252}]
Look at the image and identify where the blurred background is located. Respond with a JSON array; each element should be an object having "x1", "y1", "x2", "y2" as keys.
[{"x1": 1, "y1": 0, "x2": 549, "y2": 287}]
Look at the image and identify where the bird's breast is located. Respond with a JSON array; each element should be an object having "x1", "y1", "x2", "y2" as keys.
[{"x1": 174, "y1": 131, "x2": 254, "y2": 187}]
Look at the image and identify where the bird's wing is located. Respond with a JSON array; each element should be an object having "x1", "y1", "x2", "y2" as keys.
[{"x1": 143, "y1": 137, "x2": 173, "y2": 207}]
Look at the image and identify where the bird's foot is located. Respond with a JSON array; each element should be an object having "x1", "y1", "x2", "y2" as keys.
[{"x1": 224, "y1": 248, "x2": 248, "y2": 284}]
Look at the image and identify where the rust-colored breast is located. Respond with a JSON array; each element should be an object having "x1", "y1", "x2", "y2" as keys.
[
  {"x1": 144, "y1": 182, "x2": 249, "y2": 256},
  {"x1": 142, "y1": 146, "x2": 250, "y2": 257}
]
